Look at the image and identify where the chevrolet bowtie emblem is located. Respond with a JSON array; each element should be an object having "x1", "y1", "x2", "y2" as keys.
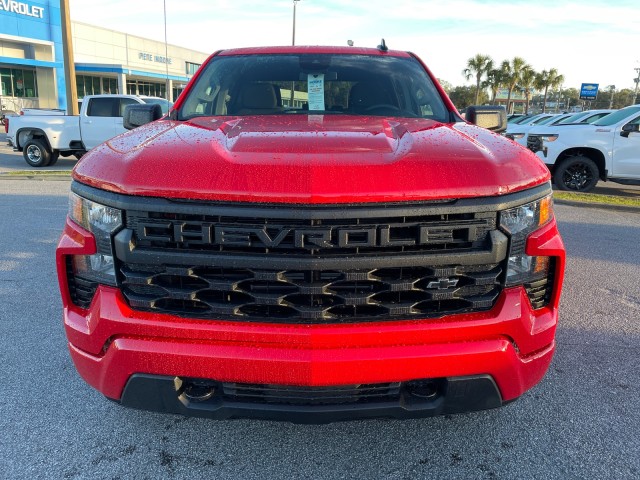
[{"x1": 427, "y1": 278, "x2": 459, "y2": 290}]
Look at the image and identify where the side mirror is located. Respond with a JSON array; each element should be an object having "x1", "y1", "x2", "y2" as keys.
[
  {"x1": 123, "y1": 104, "x2": 163, "y2": 130},
  {"x1": 620, "y1": 123, "x2": 640, "y2": 138},
  {"x1": 465, "y1": 106, "x2": 507, "y2": 133}
]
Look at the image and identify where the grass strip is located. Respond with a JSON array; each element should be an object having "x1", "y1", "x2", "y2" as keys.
[
  {"x1": 2, "y1": 170, "x2": 72, "y2": 176},
  {"x1": 554, "y1": 191, "x2": 640, "y2": 208}
]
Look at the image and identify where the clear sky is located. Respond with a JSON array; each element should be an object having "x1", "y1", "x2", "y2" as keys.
[{"x1": 68, "y1": 0, "x2": 640, "y2": 92}]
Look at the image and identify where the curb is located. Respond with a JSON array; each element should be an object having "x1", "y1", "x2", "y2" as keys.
[{"x1": 0, "y1": 172, "x2": 71, "y2": 181}]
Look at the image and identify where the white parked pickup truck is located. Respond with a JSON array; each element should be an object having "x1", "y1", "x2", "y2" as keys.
[
  {"x1": 528, "y1": 104, "x2": 640, "y2": 192},
  {"x1": 6, "y1": 94, "x2": 171, "y2": 167}
]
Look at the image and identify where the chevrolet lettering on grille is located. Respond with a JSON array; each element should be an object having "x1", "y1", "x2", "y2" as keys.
[{"x1": 135, "y1": 221, "x2": 479, "y2": 250}]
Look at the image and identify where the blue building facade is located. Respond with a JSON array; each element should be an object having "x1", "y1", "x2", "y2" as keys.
[{"x1": 0, "y1": 0, "x2": 67, "y2": 110}]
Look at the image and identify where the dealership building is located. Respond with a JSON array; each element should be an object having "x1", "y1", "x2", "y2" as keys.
[{"x1": 1, "y1": 0, "x2": 209, "y2": 112}]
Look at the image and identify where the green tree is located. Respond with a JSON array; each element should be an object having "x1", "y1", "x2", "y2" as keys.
[
  {"x1": 519, "y1": 66, "x2": 537, "y2": 114},
  {"x1": 483, "y1": 68, "x2": 506, "y2": 103},
  {"x1": 437, "y1": 78, "x2": 453, "y2": 93},
  {"x1": 618, "y1": 88, "x2": 635, "y2": 108},
  {"x1": 501, "y1": 57, "x2": 530, "y2": 114},
  {"x1": 462, "y1": 54, "x2": 494, "y2": 105},
  {"x1": 448, "y1": 85, "x2": 488, "y2": 111},
  {"x1": 536, "y1": 68, "x2": 565, "y2": 113},
  {"x1": 563, "y1": 88, "x2": 580, "y2": 110}
]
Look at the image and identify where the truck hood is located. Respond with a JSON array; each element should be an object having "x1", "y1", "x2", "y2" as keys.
[{"x1": 73, "y1": 116, "x2": 549, "y2": 203}]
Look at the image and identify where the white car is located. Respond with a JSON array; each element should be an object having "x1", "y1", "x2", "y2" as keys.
[
  {"x1": 530, "y1": 105, "x2": 640, "y2": 191},
  {"x1": 526, "y1": 109, "x2": 616, "y2": 153},
  {"x1": 511, "y1": 110, "x2": 616, "y2": 148},
  {"x1": 554, "y1": 109, "x2": 615, "y2": 125}
]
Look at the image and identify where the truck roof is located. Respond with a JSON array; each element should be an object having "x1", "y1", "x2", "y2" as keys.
[{"x1": 216, "y1": 45, "x2": 413, "y2": 58}]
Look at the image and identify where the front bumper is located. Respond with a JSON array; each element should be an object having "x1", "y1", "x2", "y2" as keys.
[{"x1": 57, "y1": 217, "x2": 565, "y2": 422}]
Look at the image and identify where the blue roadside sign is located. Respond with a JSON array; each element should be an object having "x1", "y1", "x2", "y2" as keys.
[{"x1": 580, "y1": 83, "x2": 599, "y2": 100}]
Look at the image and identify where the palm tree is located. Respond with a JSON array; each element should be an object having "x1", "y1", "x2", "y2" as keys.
[
  {"x1": 483, "y1": 68, "x2": 506, "y2": 104},
  {"x1": 519, "y1": 66, "x2": 537, "y2": 114},
  {"x1": 536, "y1": 69, "x2": 565, "y2": 113},
  {"x1": 462, "y1": 54, "x2": 494, "y2": 105},
  {"x1": 501, "y1": 57, "x2": 530, "y2": 113}
]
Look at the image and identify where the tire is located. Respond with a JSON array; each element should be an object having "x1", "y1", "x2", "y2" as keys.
[
  {"x1": 23, "y1": 139, "x2": 52, "y2": 167},
  {"x1": 48, "y1": 151, "x2": 60, "y2": 166},
  {"x1": 553, "y1": 155, "x2": 599, "y2": 193}
]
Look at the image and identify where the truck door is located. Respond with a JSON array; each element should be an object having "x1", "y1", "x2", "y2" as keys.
[
  {"x1": 612, "y1": 115, "x2": 640, "y2": 178},
  {"x1": 81, "y1": 97, "x2": 119, "y2": 149}
]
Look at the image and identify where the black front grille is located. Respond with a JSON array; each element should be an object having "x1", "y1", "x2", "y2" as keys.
[
  {"x1": 527, "y1": 135, "x2": 543, "y2": 153},
  {"x1": 113, "y1": 201, "x2": 510, "y2": 323},
  {"x1": 221, "y1": 382, "x2": 402, "y2": 405},
  {"x1": 120, "y1": 263, "x2": 502, "y2": 322}
]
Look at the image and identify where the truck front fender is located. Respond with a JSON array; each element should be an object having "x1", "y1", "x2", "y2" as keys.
[{"x1": 555, "y1": 147, "x2": 607, "y2": 180}]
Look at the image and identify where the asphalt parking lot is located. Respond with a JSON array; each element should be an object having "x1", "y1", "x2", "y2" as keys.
[{"x1": 1, "y1": 134, "x2": 639, "y2": 478}]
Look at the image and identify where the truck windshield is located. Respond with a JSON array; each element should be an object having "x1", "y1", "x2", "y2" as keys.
[
  {"x1": 178, "y1": 54, "x2": 449, "y2": 121},
  {"x1": 592, "y1": 106, "x2": 640, "y2": 126}
]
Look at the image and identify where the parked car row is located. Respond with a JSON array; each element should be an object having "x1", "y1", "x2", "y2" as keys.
[
  {"x1": 509, "y1": 107, "x2": 640, "y2": 192},
  {"x1": 505, "y1": 110, "x2": 615, "y2": 146}
]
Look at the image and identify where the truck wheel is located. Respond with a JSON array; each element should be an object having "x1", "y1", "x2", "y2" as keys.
[
  {"x1": 48, "y1": 151, "x2": 60, "y2": 166},
  {"x1": 23, "y1": 139, "x2": 51, "y2": 167},
  {"x1": 553, "y1": 155, "x2": 599, "y2": 193}
]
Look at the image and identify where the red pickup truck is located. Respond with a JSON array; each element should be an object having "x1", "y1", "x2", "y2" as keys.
[{"x1": 56, "y1": 45, "x2": 565, "y2": 423}]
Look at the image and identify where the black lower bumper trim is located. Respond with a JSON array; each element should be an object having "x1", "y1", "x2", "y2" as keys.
[{"x1": 118, "y1": 374, "x2": 504, "y2": 423}]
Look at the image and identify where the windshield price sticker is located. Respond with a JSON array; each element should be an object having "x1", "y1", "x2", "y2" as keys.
[{"x1": 308, "y1": 74, "x2": 325, "y2": 111}]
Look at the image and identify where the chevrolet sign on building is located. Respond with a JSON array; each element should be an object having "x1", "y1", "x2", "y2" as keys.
[{"x1": 0, "y1": 0, "x2": 45, "y2": 17}]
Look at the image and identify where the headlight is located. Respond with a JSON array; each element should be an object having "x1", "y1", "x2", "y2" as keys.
[
  {"x1": 500, "y1": 195, "x2": 553, "y2": 287},
  {"x1": 68, "y1": 193, "x2": 122, "y2": 286},
  {"x1": 541, "y1": 134, "x2": 558, "y2": 142},
  {"x1": 510, "y1": 133, "x2": 525, "y2": 140}
]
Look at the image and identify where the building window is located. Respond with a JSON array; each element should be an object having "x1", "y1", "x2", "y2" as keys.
[
  {"x1": 127, "y1": 80, "x2": 166, "y2": 98},
  {"x1": 103, "y1": 78, "x2": 118, "y2": 94},
  {"x1": 76, "y1": 75, "x2": 119, "y2": 98},
  {"x1": 173, "y1": 84, "x2": 186, "y2": 101},
  {"x1": 186, "y1": 62, "x2": 201, "y2": 75},
  {"x1": 0, "y1": 67, "x2": 38, "y2": 97}
]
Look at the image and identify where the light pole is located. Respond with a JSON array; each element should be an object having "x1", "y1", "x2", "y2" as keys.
[
  {"x1": 292, "y1": 0, "x2": 301, "y2": 46},
  {"x1": 633, "y1": 68, "x2": 640, "y2": 106},
  {"x1": 163, "y1": 0, "x2": 170, "y2": 101},
  {"x1": 290, "y1": 0, "x2": 301, "y2": 106}
]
